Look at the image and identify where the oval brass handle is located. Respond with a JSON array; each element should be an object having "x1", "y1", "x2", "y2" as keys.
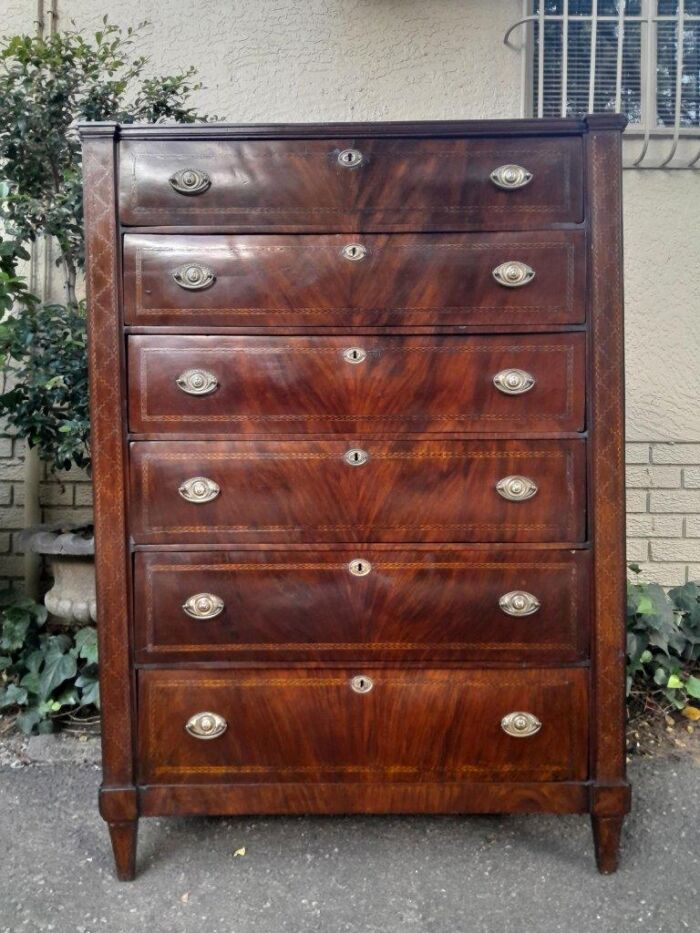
[
  {"x1": 490, "y1": 164, "x2": 533, "y2": 190},
  {"x1": 176, "y1": 369, "x2": 219, "y2": 396},
  {"x1": 493, "y1": 369, "x2": 535, "y2": 395},
  {"x1": 338, "y1": 148, "x2": 363, "y2": 168},
  {"x1": 182, "y1": 593, "x2": 224, "y2": 619},
  {"x1": 499, "y1": 590, "x2": 541, "y2": 617},
  {"x1": 496, "y1": 475, "x2": 538, "y2": 502},
  {"x1": 342, "y1": 347, "x2": 367, "y2": 364},
  {"x1": 492, "y1": 261, "x2": 535, "y2": 288},
  {"x1": 179, "y1": 476, "x2": 220, "y2": 503},
  {"x1": 348, "y1": 558, "x2": 372, "y2": 577},
  {"x1": 341, "y1": 243, "x2": 367, "y2": 262},
  {"x1": 501, "y1": 711, "x2": 542, "y2": 737},
  {"x1": 172, "y1": 263, "x2": 216, "y2": 291},
  {"x1": 185, "y1": 711, "x2": 227, "y2": 740},
  {"x1": 350, "y1": 674, "x2": 374, "y2": 694},
  {"x1": 169, "y1": 168, "x2": 211, "y2": 195}
]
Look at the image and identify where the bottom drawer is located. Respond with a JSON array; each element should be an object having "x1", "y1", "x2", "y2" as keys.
[{"x1": 138, "y1": 668, "x2": 588, "y2": 785}]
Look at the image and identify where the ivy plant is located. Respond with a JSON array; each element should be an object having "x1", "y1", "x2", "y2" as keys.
[
  {"x1": 0, "y1": 18, "x2": 216, "y2": 473},
  {"x1": 0, "y1": 592, "x2": 98, "y2": 734},
  {"x1": 626, "y1": 565, "x2": 700, "y2": 719}
]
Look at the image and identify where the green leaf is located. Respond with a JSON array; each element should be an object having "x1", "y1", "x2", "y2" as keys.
[
  {"x1": 38, "y1": 640, "x2": 76, "y2": 699},
  {"x1": 0, "y1": 682, "x2": 28, "y2": 707},
  {"x1": 74, "y1": 626, "x2": 97, "y2": 663},
  {"x1": 76, "y1": 671, "x2": 99, "y2": 707},
  {"x1": 685, "y1": 675, "x2": 700, "y2": 699},
  {"x1": 0, "y1": 613, "x2": 30, "y2": 651},
  {"x1": 667, "y1": 673, "x2": 683, "y2": 690},
  {"x1": 16, "y1": 706, "x2": 41, "y2": 734},
  {"x1": 653, "y1": 667, "x2": 668, "y2": 686}
]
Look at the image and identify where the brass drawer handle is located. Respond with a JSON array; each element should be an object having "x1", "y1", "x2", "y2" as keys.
[
  {"x1": 338, "y1": 148, "x2": 363, "y2": 168},
  {"x1": 176, "y1": 369, "x2": 219, "y2": 396},
  {"x1": 185, "y1": 711, "x2": 227, "y2": 740},
  {"x1": 172, "y1": 263, "x2": 216, "y2": 291},
  {"x1": 344, "y1": 448, "x2": 369, "y2": 466},
  {"x1": 492, "y1": 261, "x2": 535, "y2": 288},
  {"x1": 350, "y1": 674, "x2": 374, "y2": 694},
  {"x1": 501, "y1": 711, "x2": 542, "y2": 737},
  {"x1": 182, "y1": 593, "x2": 224, "y2": 619},
  {"x1": 178, "y1": 476, "x2": 220, "y2": 503},
  {"x1": 490, "y1": 164, "x2": 533, "y2": 190},
  {"x1": 341, "y1": 243, "x2": 367, "y2": 262},
  {"x1": 169, "y1": 168, "x2": 211, "y2": 195},
  {"x1": 493, "y1": 369, "x2": 535, "y2": 395},
  {"x1": 496, "y1": 475, "x2": 538, "y2": 502},
  {"x1": 348, "y1": 558, "x2": 372, "y2": 577},
  {"x1": 342, "y1": 347, "x2": 367, "y2": 364},
  {"x1": 499, "y1": 590, "x2": 541, "y2": 617}
]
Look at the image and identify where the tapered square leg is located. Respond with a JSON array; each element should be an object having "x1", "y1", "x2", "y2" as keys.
[
  {"x1": 108, "y1": 820, "x2": 138, "y2": 881},
  {"x1": 591, "y1": 814, "x2": 624, "y2": 874}
]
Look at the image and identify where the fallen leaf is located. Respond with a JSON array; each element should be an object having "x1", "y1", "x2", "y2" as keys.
[
  {"x1": 681, "y1": 706, "x2": 700, "y2": 721},
  {"x1": 233, "y1": 847, "x2": 246, "y2": 858}
]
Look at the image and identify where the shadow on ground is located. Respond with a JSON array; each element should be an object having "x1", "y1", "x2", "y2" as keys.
[{"x1": 1, "y1": 757, "x2": 697, "y2": 933}]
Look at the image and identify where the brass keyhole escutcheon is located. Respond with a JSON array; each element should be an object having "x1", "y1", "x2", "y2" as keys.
[
  {"x1": 338, "y1": 148, "x2": 363, "y2": 168},
  {"x1": 348, "y1": 558, "x2": 372, "y2": 577},
  {"x1": 350, "y1": 675, "x2": 374, "y2": 694},
  {"x1": 344, "y1": 448, "x2": 369, "y2": 466},
  {"x1": 343, "y1": 347, "x2": 367, "y2": 364},
  {"x1": 341, "y1": 243, "x2": 367, "y2": 262}
]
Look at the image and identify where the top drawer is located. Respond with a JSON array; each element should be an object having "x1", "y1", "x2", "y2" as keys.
[{"x1": 118, "y1": 137, "x2": 584, "y2": 231}]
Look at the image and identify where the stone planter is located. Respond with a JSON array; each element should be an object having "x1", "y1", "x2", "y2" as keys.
[{"x1": 21, "y1": 524, "x2": 96, "y2": 623}]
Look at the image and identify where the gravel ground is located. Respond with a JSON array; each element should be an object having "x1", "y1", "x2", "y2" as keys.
[{"x1": 1, "y1": 743, "x2": 699, "y2": 933}]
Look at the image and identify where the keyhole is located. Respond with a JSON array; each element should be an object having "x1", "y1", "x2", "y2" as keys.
[
  {"x1": 341, "y1": 243, "x2": 367, "y2": 261},
  {"x1": 350, "y1": 674, "x2": 374, "y2": 694},
  {"x1": 338, "y1": 148, "x2": 363, "y2": 167},
  {"x1": 348, "y1": 558, "x2": 372, "y2": 577},
  {"x1": 344, "y1": 448, "x2": 369, "y2": 466},
  {"x1": 343, "y1": 347, "x2": 367, "y2": 364}
]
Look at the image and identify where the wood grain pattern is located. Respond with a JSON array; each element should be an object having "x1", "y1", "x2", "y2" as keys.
[
  {"x1": 81, "y1": 129, "x2": 136, "y2": 803},
  {"x1": 586, "y1": 121, "x2": 630, "y2": 875},
  {"x1": 119, "y1": 136, "x2": 583, "y2": 230},
  {"x1": 129, "y1": 438, "x2": 586, "y2": 544},
  {"x1": 127, "y1": 333, "x2": 586, "y2": 435},
  {"x1": 123, "y1": 231, "x2": 585, "y2": 328},
  {"x1": 133, "y1": 547, "x2": 590, "y2": 662},
  {"x1": 138, "y1": 667, "x2": 589, "y2": 784}
]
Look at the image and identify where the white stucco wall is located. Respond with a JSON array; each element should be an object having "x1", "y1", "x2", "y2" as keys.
[{"x1": 2, "y1": 0, "x2": 699, "y2": 582}]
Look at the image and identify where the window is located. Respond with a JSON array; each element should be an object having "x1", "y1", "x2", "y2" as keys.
[{"x1": 506, "y1": 1, "x2": 700, "y2": 167}]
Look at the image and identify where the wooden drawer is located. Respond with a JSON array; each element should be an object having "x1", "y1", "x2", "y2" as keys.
[
  {"x1": 119, "y1": 136, "x2": 583, "y2": 230},
  {"x1": 123, "y1": 231, "x2": 586, "y2": 328},
  {"x1": 127, "y1": 333, "x2": 586, "y2": 436},
  {"x1": 129, "y1": 438, "x2": 586, "y2": 544},
  {"x1": 133, "y1": 548, "x2": 590, "y2": 662},
  {"x1": 138, "y1": 667, "x2": 589, "y2": 784}
]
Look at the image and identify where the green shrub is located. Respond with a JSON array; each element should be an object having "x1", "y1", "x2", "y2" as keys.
[
  {"x1": 626, "y1": 565, "x2": 700, "y2": 720},
  {"x1": 0, "y1": 592, "x2": 98, "y2": 734},
  {"x1": 0, "y1": 18, "x2": 216, "y2": 474}
]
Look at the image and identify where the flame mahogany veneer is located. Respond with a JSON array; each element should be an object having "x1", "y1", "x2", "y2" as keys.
[{"x1": 80, "y1": 116, "x2": 629, "y2": 881}]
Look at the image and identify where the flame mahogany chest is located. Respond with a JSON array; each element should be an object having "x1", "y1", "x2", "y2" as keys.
[{"x1": 79, "y1": 116, "x2": 630, "y2": 880}]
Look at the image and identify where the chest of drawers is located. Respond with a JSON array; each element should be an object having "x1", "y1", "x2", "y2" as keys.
[{"x1": 80, "y1": 116, "x2": 629, "y2": 881}]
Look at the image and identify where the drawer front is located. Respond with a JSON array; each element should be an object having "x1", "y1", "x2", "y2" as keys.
[
  {"x1": 134, "y1": 548, "x2": 590, "y2": 662},
  {"x1": 123, "y1": 231, "x2": 585, "y2": 328},
  {"x1": 138, "y1": 667, "x2": 588, "y2": 784},
  {"x1": 128, "y1": 334, "x2": 586, "y2": 436},
  {"x1": 129, "y1": 439, "x2": 586, "y2": 544},
  {"x1": 119, "y1": 137, "x2": 583, "y2": 230}
]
